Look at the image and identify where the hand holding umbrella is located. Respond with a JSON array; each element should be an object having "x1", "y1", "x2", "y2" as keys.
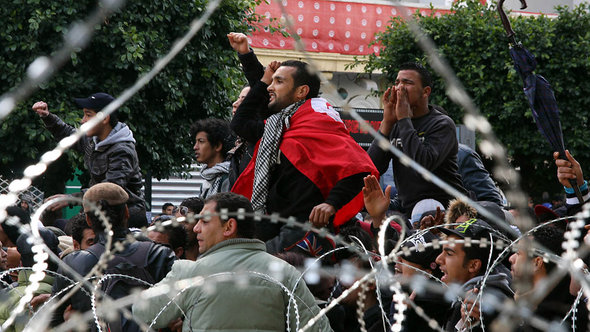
[{"x1": 498, "y1": 0, "x2": 584, "y2": 202}]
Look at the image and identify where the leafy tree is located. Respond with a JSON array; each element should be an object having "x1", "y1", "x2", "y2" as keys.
[
  {"x1": 357, "y1": 0, "x2": 590, "y2": 198},
  {"x1": 0, "y1": 0, "x2": 266, "y2": 195}
]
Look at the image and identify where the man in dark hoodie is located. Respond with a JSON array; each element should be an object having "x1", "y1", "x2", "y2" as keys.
[
  {"x1": 32, "y1": 94, "x2": 147, "y2": 226},
  {"x1": 436, "y1": 218, "x2": 513, "y2": 331}
]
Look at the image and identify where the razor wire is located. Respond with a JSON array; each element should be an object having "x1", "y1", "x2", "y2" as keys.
[
  {"x1": 0, "y1": 0, "x2": 588, "y2": 331},
  {"x1": 0, "y1": 0, "x2": 126, "y2": 121},
  {"x1": 1, "y1": 209, "x2": 586, "y2": 331}
]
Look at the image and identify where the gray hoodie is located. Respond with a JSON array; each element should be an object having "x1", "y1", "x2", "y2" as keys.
[{"x1": 43, "y1": 115, "x2": 145, "y2": 211}]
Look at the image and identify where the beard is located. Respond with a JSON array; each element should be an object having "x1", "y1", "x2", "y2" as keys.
[{"x1": 266, "y1": 89, "x2": 298, "y2": 117}]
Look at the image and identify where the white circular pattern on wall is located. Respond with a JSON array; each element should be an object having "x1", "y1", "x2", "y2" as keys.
[{"x1": 248, "y1": 1, "x2": 451, "y2": 55}]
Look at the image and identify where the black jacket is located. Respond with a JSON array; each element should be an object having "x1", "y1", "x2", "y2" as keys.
[
  {"x1": 50, "y1": 231, "x2": 176, "y2": 329},
  {"x1": 42, "y1": 114, "x2": 145, "y2": 212}
]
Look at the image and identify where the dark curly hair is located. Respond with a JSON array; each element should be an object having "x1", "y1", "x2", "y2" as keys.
[
  {"x1": 70, "y1": 213, "x2": 91, "y2": 245},
  {"x1": 189, "y1": 118, "x2": 235, "y2": 159}
]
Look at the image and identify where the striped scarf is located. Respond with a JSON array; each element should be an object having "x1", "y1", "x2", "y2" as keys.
[{"x1": 251, "y1": 100, "x2": 304, "y2": 212}]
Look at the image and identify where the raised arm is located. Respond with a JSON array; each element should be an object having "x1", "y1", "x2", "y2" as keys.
[
  {"x1": 32, "y1": 100, "x2": 84, "y2": 153},
  {"x1": 227, "y1": 32, "x2": 264, "y2": 86}
]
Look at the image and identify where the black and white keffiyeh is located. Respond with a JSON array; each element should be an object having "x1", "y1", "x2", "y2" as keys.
[
  {"x1": 251, "y1": 100, "x2": 305, "y2": 212},
  {"x1": 201, "y1": 161, "x2": 230, "y2": 199}
]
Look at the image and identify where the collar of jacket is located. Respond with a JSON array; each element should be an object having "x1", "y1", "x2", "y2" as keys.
[{"x1": 199, "y1": 238, "x2": 266, "y2": 259}]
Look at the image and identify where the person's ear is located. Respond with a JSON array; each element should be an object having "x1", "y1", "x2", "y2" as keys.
[
  {"x1": 214, "y1": 142, "x2": 223, "y2": 153},
  {"x1": 533, "y1": 256, "x2": 544, "y2": 273},
  {"x1": 174, "y1": 247, "x2": 184, "y2": 258},
  {"x1": 467, "y1": 259, "x2": 482, "y2": 275},
  {"x1": 295, "y1": 85, "x2": 310, "y2": 101},
  {"x1": 102, "y1": 114, "x2": 111, "y2": 126},
  {"x1": 73, "y1": 240, "x2": 81, "y2": 251},
  {"x1": 223, "y1": 218, "x2": 238, "y2": 237},
  {"x1": 423, "y1": 86, "x2": 431, "y2": 98}
]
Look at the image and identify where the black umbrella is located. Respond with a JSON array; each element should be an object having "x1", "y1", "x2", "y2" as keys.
[{"x1": 498, "y1": 0, "x2": 584, "y2": 203}]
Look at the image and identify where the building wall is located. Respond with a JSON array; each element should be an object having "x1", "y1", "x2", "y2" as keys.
[{"x1": 496, "y1": 0, "x2": 578, "y2": 14}]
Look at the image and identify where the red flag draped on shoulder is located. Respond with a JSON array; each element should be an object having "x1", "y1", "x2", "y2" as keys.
[{"x1": 232, "y1": 98, "x2": 379, "y2": 227}]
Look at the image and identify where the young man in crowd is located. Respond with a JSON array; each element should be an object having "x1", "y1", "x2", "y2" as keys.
[
  {"x1": 368, "y1": 63, "x2": 467, "y2": 216},
  {"x1": 32, "y1": 94, "x2": 147, "y2": 226},
  {"x1": 161, "y1": 202, "x2": 174, "y2": 216},
  {"x1": 436, "y1": 218, "x2": 513, "y2": 331},
  {"x1": 190, "y1": 118, "x2": 234, "y2": 199},
  {"x1": 147, "y1": 224, "x2": 187, "y2": 258},
  {"x1": 133, "y1": 192, "x2": 332, "y2": 331},
  {"x1": 507, "y1": 226, "x2": 587, "y2": 330},
  {"x1": 70, "y1": 213, "x2": 95, "y2": 251}
]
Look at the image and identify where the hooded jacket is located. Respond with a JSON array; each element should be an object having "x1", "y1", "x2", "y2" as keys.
[
  {"x1": 42, "y1": 114, "x2": 145, "y2": 211},
  {"x1": 445, "y1": 268, "x2": 513, "y2": 332}
]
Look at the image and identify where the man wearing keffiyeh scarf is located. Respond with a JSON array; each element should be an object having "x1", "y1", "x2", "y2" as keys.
[
  {"x1": 190, "y1": 118, "x2": 235, "y2": 200},
  {"x1": 231, "y1": 57, "x2": 378, "y2": 257}
]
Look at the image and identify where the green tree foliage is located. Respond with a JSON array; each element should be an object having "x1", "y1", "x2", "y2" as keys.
[
  {"x1": 358, "y1": 0, "x2": 590, "y2": 197},
  {"x1": 0, "y1": 0, "x2": 265, "y2": 194}
]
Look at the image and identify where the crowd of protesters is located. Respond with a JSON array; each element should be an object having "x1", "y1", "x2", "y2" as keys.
[{"x1": 0, "y1": 30, "x2": 588, "y2": 332}]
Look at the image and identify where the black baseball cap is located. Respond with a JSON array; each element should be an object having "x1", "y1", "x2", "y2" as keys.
[{"x1": 74, "y1": 92, "x2": 114, "y2": 111}]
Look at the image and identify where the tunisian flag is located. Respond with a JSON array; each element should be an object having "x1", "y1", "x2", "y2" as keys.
[{"x1": 232, "y1": 98, "x2": 378, "y2": 227}]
